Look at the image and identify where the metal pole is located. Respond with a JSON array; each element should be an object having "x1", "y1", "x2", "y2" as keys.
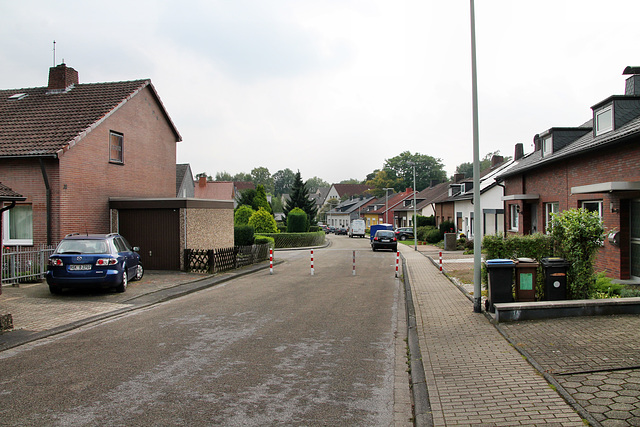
[
  {"x1": 413, "y1": 164, "x2": 417, "y2": 251},
  {"x1": 383, "y1": 187, "x2": 393, "y2": 225},
  {"x1": 470, "y1": 0, "x2": 482, "y2": 313},
  {"x1": 311, "y1": 250, "x2": 314, "y2": 276}
]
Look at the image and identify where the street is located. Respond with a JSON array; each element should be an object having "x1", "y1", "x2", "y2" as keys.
[{"x1": 0, "y1": 235, "x2": 411, "y2": 426}]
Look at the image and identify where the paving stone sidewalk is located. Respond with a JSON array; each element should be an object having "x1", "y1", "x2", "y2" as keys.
[{"x1": 401, "y1": 244, "x2": 585, "y2": 426}]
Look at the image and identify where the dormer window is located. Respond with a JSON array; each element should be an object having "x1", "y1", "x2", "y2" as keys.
[
  {"x1": 542, "y1": 135, "x2": 553, "y2": 157},
  {"x1": 595, "y1": 105, "x2": 613, "y2": 135}
]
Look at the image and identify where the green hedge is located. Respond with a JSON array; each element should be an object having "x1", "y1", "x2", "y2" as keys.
[
  {"x1": 254, "y1": 235, "x2": 275, "y2": 247},
  {"x1": 257, "y1": 231, "x2": 325, "y2": 248},
  {"x1": 234, "y1": 225, "x2": 255, "y2": 246}
]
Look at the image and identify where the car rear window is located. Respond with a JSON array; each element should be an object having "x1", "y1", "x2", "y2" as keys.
[
  {"x1": 58, "y1": 239, "x2": 109, "y2": 254},
  {"x1": 376, "y1": 231, "x2": 394, "y2": 238}
]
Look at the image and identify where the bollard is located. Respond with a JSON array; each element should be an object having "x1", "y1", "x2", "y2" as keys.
[
  {"x1": 352, "y1": 250, "x2": 356, "y2": 276},
  {"x1": 439, "y1": 251, "x2": 443, "y2": 272},
  {"x1": 311, "y1": 249, "x2": 314, "y2": 276},
  {"x1": 395, "y1": 251, "x2": 399, "y2": 278},
  {"x1": 269, "y1": 248, "x2": 273, "y2": 275}
]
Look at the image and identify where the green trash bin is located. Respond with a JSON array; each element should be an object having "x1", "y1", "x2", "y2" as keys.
[
  {"x1": 541, "y1": 257, "x2": 570, "y2": 300},
  {"x1": 485, "y1": 259, "x2": 515, "y2": 312},
  {"x1": 514, "y1": 257, "x2": 539, "y2": 302}
]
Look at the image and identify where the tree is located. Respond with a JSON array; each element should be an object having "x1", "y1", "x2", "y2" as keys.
[
  {"x1": 251, "y1": 167, "x2": 274, "y2": 194},
  {"x1": 339, "y1": 178, "x2": 361, "y2": 184},
  {"x1": 233, "y1": 172, "x2": 252, "y2": 182},
  {"x1": 195, "y1": 172, "x2": 211, "y2": 180},
  {"x1": 215, "y1": 171, "x2": 234, "y2": 181},
  {"x1": 548, "y1": 208, "x2": 605, "y2": 299},
  {"x1": 254, "y1": 185, "x2": 271, "y2": 213},
  {"x1": 383, "y1": 151, "x2": 446, "y2": 191},
  {"x1": 234, "y1": 205, "x2": 255, "y2": 225},
  {"x1": 364, "y1": 170, "x2": 400, "y2": 198},
  {"x1": 455, "y1": 151, "x2": 511, "y2": 178},
  {"x1": 305, "y1": 176, "x2": 330, "y2": 193},
  {"x1": 273, "y1": 168, "x2": 296, "y2": 196},
  {"x1": 236, "y1": 188, "x2": 258, "y2": 211},
  {"x1": 284, "y1": 171, "x2": 317, "y2": 224},
  {"x1": 248, "y1": 208, "x2": 279, "y2": 233}
]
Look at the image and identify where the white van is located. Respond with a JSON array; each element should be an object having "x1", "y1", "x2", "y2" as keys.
[{"x1": 349, "y1": 219, "x2": 366, "y2": 238}]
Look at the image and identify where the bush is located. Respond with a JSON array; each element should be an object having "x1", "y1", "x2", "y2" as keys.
[
  {"x1": 425, "y1": 228, "x2": 443, "y2": 243},
  {"x1": 416, "y1": 225, "x2": 436, "y2": 242},
  {"x1": 439, "y1": 220, "x2": 456, "y2": 235},
  {"x1": 234, "y1": 205, "x2": 255, "y2": 226},
  {"x1": 254, "y1": 235, "x2": 275, "y2": 247},
  {"x1": 309, "y1": 226, "x2": 321, "y2": 232},
  {"x1": 234, "y1": 225, "x2": 255, "y2": 246},
  {"x1": 248, "y1": 208, "x2": 279, "y2": 233},
  {"x1": 258, "y1": 231, "x2": 325, "y2": 248},
  {"x1": 287, "y1": 207, "x2": 309, "y2": 232},
  {"x1": 417, "y1": 215, "x2": 435, "y2": 227}
]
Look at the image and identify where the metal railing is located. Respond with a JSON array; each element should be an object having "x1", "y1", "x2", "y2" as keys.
[{"x1": 1, "y1": 245, "x2": 55, "y2": 285}]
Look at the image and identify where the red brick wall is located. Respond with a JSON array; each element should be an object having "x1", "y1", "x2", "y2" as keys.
[
  {"x1": 502, "y1": 138, "x2": 640, "y2": 279},
  {"x1": 0, "y1": 86, "x2": 178, "y2": 246}
]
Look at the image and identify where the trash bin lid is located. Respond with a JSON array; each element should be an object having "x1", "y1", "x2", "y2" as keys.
[
  {"x1": 486, "y1": 259, "x2": 515, "y2": 266},
  {"x1": 516, "y1": 257, "x2": 536, "y2": 263},
  {"x1": 541, "y1": 257, "x2": 570, "y2": 266}
]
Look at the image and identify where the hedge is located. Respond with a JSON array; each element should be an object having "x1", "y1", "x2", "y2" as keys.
[{"x1": 257, "y1": 231, "x2": 325, "y2": 248}]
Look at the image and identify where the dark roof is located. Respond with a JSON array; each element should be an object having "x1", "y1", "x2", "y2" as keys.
[
  {"x1": 0, "y1": 80, "x2": 181, "y2": 158},
  {"x1": 331, "y1": 184, "x2": 371, "y2": 198},
  {"x1": 0, "y1": 182, "x2": 25, "y2": 201},
  {"x1": 176, "y1": 164, "x2": 192, "y2": 194},
  {"x1": 498, "y1": 114, "x2": 640, "y2": 180}
]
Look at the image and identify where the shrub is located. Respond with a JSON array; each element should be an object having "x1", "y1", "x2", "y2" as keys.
[
  {"x1": 234, "y1": 205, "x2": 255, "y2": 226},
  {"x1": 248, "y1": 208, "x2": 279, "y2": 233},
  {"x1": 416, "y1": 225, "x2": 435, "y2": 242},
  {"x1": 439, "y1": 220, "x2": 456, "y2": 235},
  {"x1": 254, "y1": 235, "x2": 275, "y2": 247},
  {"x1": 548, "y1": 208, "x2": 605, "y2": 299},
  {"x1": 258, "y1": 231, "x2": 325, "y2": 248},
  {"x1": 234, "y1": 225, "x2": 255, "y2": 246},
  {"x1": 287, "y1": 207, "x2": 309, "y2": 232},
  {"x1": 417, "y1": 215, "x2": 435, "y2": 227},
  {"x1": 425, "y1": 228, "x2": 442, "y2": 243},
  {"x1": 309, "y1": 226, "x2": 321, "y2": 232}
]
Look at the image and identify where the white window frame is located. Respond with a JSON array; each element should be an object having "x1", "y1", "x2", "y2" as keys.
[
  {"x1": 595, "y1": 106, "x2": 613, "y2": 136},
  {"x1": 581, "y1": 200, "x2": 603, "y2": 219},
  {"x1": 542, "y1": 136, "x2": 553, "y2": 157},
  {"x1": 2, "y1": 204, "x2": 33, "y2": 246},
  {"x1": 509, "y1": 204, "x2": 519, "y2": 231},
  {"x1": 545, "y1": 202, "x2": 559, "y2": 233},
  {"x1": 109, "y1": 131, "x2": 124, "y2": 164}
]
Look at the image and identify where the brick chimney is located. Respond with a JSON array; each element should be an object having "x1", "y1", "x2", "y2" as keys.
[
  {"x1": 454, "y1": 173, "x2": 465, "y2": 183},
  {"x1": 514, "y1": 143, "x2": 524, "y2": 160},
  {"x1": 491, "y1": 155, "x2": 504, "y2": 168},
  {"x1": 48, "y1": 63, "x2": 78, "y2": 91},
  {"x1": 198, "y1": 176, "x2": 207, "y2": 187}
]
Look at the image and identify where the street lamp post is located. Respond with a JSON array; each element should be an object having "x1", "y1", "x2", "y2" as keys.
[
  {"x1": 470, "y1": 0, "x2": 482, "y2": 313},
  {"x1": 383, "y1": 187, "x2": 394, "y2": 226},
  {"x1": 408, "y1": 162, "x2": 417, "y2": 251}
]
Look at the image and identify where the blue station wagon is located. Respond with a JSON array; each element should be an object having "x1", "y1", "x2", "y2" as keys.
[{"x1": 46, "y1": 233, "x2": 144, "y2": 294}]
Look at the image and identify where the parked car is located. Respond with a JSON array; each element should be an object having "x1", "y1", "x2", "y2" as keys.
[
  {"x1": 335, "y1": 227, "x2": 348, "y2": 235},
  {"x1": 46, "y1": 233, "x2": 144, "y2": 294},
  {"x1": 371, "y1": 230, "x2": 398, "y2": 252},
  {"x1": 395, "y1": 227, "x2": 415, "y2": 241},
  {"x1": 327, "y1": 226, "x2": 336, "y2": 234}
]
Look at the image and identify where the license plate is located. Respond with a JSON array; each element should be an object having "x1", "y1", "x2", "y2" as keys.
[
  {"x1": 69, "y1": 264, "x2": 92, "y2": 271},
  {"x1": 382, "y1": 239, "x2": 390, "y2": 242}
]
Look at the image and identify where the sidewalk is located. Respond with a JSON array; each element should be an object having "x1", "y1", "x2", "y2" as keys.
[{"x1": 400, "y1": 244, "x2": 586, "y2": 426}]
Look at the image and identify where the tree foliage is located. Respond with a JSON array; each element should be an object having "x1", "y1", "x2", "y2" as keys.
[
  {"x1": 273, "y1": 168, "x2": 296, "y2": 196},
  {"x1": 248, "y1": 208, "x2": 279, "y2": 233},
  {"x1": 305, "y1": 176, "x2": 330, "y2": 193},
  {"x1": 454, "y1": 151, "x2": 511, "y2": 178},
  {"x1": 548, "y1": 208, "x2": 605, "y2": 299},
  {"x1": 284, "y1": 171, "x2": 317, "y2": 224},
  {"x1": 254, "y1": 185, "x2": 271, "y2": 213},
  {"x1": 195, "y1": 172, "x2": 212, "y2": 180},
  {"x1": 234, "y1": 205, "x2": 255, "y2": 225},
  {"x1": 236, "y1": 188, "x2": 258, "y2": 211},
  {"x1": 383, "y1": 151, "x2": 447, "y2": 191},
  {"x1": 364, "y1": 170, "x2": 400, "y2": 198},
  {"x1": 251, "y1": 167, "x2": 274, "y2": 194},
  {"x1": 286, "y1": 207, "x2": 309, "y2": 232}
]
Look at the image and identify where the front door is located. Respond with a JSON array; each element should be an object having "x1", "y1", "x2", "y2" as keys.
[
  {"x1": 631, "y1": 200, "x2": 640, "y2": 279},
  {"x1": 530, "y1": 204, "x2": 538, "y2": 234}
]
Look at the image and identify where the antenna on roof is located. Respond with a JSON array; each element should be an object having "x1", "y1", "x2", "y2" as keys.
[{"x1": 52, "y1": 40, "x2": 56, "y2": 66}]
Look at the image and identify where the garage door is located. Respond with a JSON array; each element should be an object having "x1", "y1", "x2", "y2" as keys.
[{"x1": 118, "y1": 209, "x2": 180, "y2": 270}]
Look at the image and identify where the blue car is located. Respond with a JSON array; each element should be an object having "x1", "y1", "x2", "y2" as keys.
[{"x1": 46, "y1": 233, "x2": 144, "y2": 294}]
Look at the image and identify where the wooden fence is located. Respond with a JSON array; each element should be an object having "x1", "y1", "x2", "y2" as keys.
[{"x1": 184, "y1": 244, "x2": 271, "y2": 274}]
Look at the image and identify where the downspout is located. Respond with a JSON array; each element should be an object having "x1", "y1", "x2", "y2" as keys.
[
  {"x1": 496, "y1": 180, "x2": 506, "y2": 235},
  {"x1": 0, "y1": 201, "x2": 16, "y2": 294},
  {"x1": 39, "y1": 158, "x2": 52, "y2": 246}
]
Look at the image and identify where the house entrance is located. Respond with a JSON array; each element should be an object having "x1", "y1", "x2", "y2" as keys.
[{"x1": 631, "y1": 200, "x2": 640, "y2": 279}]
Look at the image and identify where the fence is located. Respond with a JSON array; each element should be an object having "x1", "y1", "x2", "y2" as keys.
[
  {"x1": 184, "y1": 243, "x2": 271, "y2": 274},
  {"x1": 2, "y1": 245, "x2": 55, "y2": 285}
]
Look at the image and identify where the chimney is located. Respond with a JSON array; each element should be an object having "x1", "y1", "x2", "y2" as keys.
[
  {"x1": 514, "y1": 143, "x2": 524, "y2": 160},
  {"x1": 623, "y1": 66, "x2": 640, "y2": 95},
  {"x1": 47, "y1": 63, "x2": 78, "y2": 92},
  {"x1": 454, "y1": 173, "x2": 465, "y2": 183},
  {"x1": 430, "y1": 179, "x2": 439, "y2": 187},
  {"x1": 405, "y1": 187, "x2": 412, "y2": 193},
  {"x1": 491, "y1": 155, "x2": 504, "y2": 168},
  {"x1": 198, "y1": 176, "x2": 207, "y2": 187}
]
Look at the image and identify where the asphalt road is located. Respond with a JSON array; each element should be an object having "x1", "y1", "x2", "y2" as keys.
[{"x1": 0, "y1": 235, "x2": 409, "y2": 426}]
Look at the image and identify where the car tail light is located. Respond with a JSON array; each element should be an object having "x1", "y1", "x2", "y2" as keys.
[
  {"x1": 49, "y1": 258, "x2": 63, "y2": 266},
  {"x1": 96, "y1": 258, "x2": 118, "y2": 266}
]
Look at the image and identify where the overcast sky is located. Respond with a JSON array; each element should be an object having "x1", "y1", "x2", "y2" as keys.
[{"x1": 1, "y1": 1, "x2": 638, "y2": 184}]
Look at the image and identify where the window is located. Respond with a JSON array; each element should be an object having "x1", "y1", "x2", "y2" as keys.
[
  {"x1": 595, "y1": 106, "x2": 613, "y2": 135},
  {"x1": 2, "y1": 204, "x2": 33, "y2": 245},
  {"x1": 109, "y1": 131, "x2": 124, "y2": 164},
  {"x1": 545, "y1": 202, "x2": 559, "y2": 232},
  {"x1": 582, "y1": 200, "x2": 603, "y2": 218},
  {"x1": 510, "y1": 204, "x2": 519, "y2": 231},
  {"x1": 542, "y1": 136, "x2": 553, "y2": 157}
]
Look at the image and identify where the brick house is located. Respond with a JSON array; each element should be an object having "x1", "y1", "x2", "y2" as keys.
[
  {"x1": 497, "y1": 67, "x2": 640, "y2": 281},
  {"x1": 0, "y1": 63, "x2": 182, "y2": 248}
]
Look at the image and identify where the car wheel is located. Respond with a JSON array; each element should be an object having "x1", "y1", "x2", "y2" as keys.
[
  {"x1": 49, "y1": 285, "x2": 62, "y2": 295},
  {"x1": 116, "y1": 271, "x2": 128, "y2": 293},
  {"x1": 400, "y1": 235, "x2": 406, "y2": 241},
  {"x1": 133, "y1": 264, "x2": 144, "y2": 281}
]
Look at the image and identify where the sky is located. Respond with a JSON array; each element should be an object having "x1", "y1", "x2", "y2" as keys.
[{"x1": 1, "y1": 1, "x2": 638, "y2": 185}]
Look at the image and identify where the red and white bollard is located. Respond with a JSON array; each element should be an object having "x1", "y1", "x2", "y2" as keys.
[
  {"x1": 439, "y1": 251, "x2": 443, "y2": 272},
  {"x1": 352, "y1": 250, "x2": 356, "y2": 276},
  {"x1": 269, "y1": 248, "x2": 273, "y2": 275},
  {"x1": 311, "y1": 249, "x2": 315, "y2": 276},
  {"x1": 395, "y1": 251, "x2": 399, "y2": 278}
]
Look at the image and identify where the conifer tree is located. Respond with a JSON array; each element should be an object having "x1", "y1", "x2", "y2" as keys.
[{"x1": 284, "y1": 171, "x2": 317, "y2": 224}]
